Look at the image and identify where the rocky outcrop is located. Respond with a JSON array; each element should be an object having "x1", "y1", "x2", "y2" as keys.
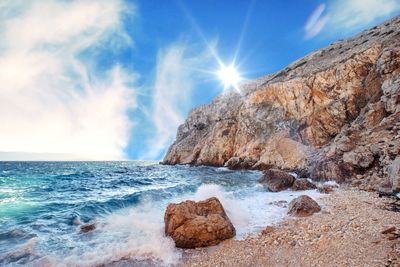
[
  {"x1": 258, "y1": 169, "x2": 295, "y2": 192},
  {"x1": 288, "y1": 195, "x2": 321, "y2": 217},
  {"x1": 292, "y1": 178, "x2": 317, "y2": 191},
  {"x1": 224, "y1": 156, "x2": 258, "y2": 169},
  {"x1": 164, "y1": 197, "x2": 235, "y2": 248},
  {"x1": 163, "y1": 17, "x2": 400, "y2": 192}
]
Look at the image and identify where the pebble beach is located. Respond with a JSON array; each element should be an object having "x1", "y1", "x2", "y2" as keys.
[{"x1": 182, "y1": 188, "x2": 400, "y2": 267}]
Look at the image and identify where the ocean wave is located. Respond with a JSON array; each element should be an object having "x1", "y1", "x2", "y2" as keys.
[{"x1": 0, "y1": 162, "x2": 324, "y2": 266}]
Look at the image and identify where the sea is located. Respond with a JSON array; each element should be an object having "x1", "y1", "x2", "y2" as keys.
[{"x1": 0, "y1": 161, "x2": 322, "y2": 266}]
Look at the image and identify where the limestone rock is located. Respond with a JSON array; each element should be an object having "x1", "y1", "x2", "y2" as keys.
[
  {"x1": 292, "y1": 178, "x2": 317, "y2": 191},
  {"x1": 224, "y1": 157, "x2": 241, "y2": 169},
  {"x1": 288, "y1": 195, "x2": 321, "y2": 217},
  {"x1": 335, "y1": 136, "x2": 355, "y2": 152},
  {"x1": 163, "y1": 17, "x2": 400, "y2": 192},
  {"x1": 381, "y1": 75, "x2": 400, "y2": 113},
  {"x1": 164, "y1": 197, "x2": 235, "y2": 248},
  {"x1": 311, "y1": 159, "x2": 351, "y2": 182},
  {"x1": 343, "y1": 147, "x2": 375, "y2": 168},
  {"x1": 258, "y1": 169, "x2": 295, "y2": 192},
  {"x1": 224, "y1": 156, "x2": 257, "y2": 169}
]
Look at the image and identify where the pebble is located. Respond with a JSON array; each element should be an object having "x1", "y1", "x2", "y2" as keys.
[{"x1": 182, "y1": 188, "x2": 400, "y2": 267}]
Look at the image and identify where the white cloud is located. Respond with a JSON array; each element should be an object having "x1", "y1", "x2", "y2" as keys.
[
  {"x1": 0, "y1": 0, "x2": 136, "y2": 160},
  {"x1": 304, "y1": 0, "x2": 400, "y2": 39},
  {"x1": 329, "y1": 0, "x2": 400, "y2": 29},
  {"x1": 304, "y1": 4, "x2": 330, "y2": 39},
  {"x1": 143, "y1": 42, "x2": 214, "y2": 159}
]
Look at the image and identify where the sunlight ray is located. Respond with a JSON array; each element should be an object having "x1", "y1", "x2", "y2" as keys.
[
  {"x1": 233, "y1": 0, "x2": 256, "y2": 65},
  {"x1": 176, "y1": 0, "x2": 223, "y2": 67}
]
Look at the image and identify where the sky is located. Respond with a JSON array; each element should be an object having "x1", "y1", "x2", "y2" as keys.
[{"x1": 0, "y1": 0, "x2": 399, "y2": 161}]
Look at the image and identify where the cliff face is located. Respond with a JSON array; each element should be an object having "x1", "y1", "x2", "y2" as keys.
[{"x1": 163, "y1": 17, "x2": 400, "y2": 192}]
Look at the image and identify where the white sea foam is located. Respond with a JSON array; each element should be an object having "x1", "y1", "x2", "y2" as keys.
[
  {"x1": 72, "y1": 216, "x2": 81, "y2": 225},
  {"x1": 236, "y1": 186, "x2": 323, "y2": 238},
  {"x1": 216, "y1": 167, "x2": 231, "y2": 172},
  {"x1": 61, "y1": 202, "x2": 180, "y2": 267},
  {"x1": 55, "y1": 183, "x2": 324, "y2": 266},
  {"x1": 323, "y1": 180, "x2": 339, "y2": 187},
  {"x1": 182, "y1": 183, "x2": 323, "y2": 239},
  {"x1": 3, "y1": 237, "x2": 39, "y2": 264},
  {"x1": 190, "y1": 184, "x2": 250, "y2": 230}
]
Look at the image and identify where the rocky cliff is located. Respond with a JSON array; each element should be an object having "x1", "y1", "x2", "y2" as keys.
[{"x1": 163, "y1": 16, "x2": 400, "y2": 192}]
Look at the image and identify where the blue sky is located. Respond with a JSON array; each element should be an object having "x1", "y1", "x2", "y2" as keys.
[{"x1": 0, "y1": 0, "x2": 399, "y2": 160}]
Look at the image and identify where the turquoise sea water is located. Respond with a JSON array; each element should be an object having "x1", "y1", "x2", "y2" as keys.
[{"x1": 0, "y1": 161, "x2": 320, "y2": 266}]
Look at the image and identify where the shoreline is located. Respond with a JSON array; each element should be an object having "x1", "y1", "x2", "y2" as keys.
[{"x1": 180, "y1": 187, "x2": 400, "y2": 267}]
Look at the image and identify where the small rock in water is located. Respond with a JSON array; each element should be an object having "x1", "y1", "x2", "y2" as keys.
[
  {"x1": 80, "y1": 223, "x2": 96, "y2": 233},
  {"x1": 288, "y1": 195, "x2": 321, "y2": 217},
  {"x1": 292, "y1": 178, "x2": 317, "y2": 191},
  {"x1": 258, "y1": 169, "x2": 295, "y2": 192}
]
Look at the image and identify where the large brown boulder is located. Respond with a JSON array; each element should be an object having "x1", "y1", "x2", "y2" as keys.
[
  {"x1": 164, "y1": 197, "x2": 235, "y2": 248},
  {"x1": 288, "y1": 195, "x2": 321, "y2": 217},
  {"x1": 258, "y1": 169, "x2": 295, "y2": 192},
  {"x1": 292, "y1": 178, "x2": 317, "y2": 191}
]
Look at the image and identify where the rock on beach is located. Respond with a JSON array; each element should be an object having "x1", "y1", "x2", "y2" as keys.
[{"x1": 164, "y1": 197, "x2": 235, "y2": 248}]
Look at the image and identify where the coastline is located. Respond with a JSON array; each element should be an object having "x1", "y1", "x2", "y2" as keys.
[
  {"x1": 159, "y1": 16, "x2": 400, "y2": 267},
  {"x1": 162, "y1": 16, "x2": 400, "y2": 197},
  {"x1": 180, "y1": 187, "x2": 400, "y2": 267}
]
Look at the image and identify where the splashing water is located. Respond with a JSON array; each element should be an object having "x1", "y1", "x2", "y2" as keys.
[{"x1": 0, "y1": 162, "x2": 322, "y2": 266}]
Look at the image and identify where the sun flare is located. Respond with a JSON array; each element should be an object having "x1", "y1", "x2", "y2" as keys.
[{"x1": 217, "y1": 64, "x2": 242, "y2": 89}]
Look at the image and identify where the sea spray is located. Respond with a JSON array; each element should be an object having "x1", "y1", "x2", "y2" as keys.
[
  {"x1": 60, "y1": 183, "x2": 324, "y2": 266},
  {"x1": 0, "y1": 237, "x2": 39, "y2": 265},
  {"x1": 0, "y1": 162, "x2": 324, "y2": 266},
  {"x1": 62, "y1": 201, "x2": 181, "y2": 266},
  {"x1": 232, "y1": 185, "x2": 323, "y2": 238},
  {"x1": 322, "y1": 180, "x2": 339, "y2": 187},
  {"x1": 191, "y1": 184, "x2": 250, "y2": 228},
  {"x1": 61, "y1": 184, "x2": 254, "y2": 266},
  {"x1": 179, "y1": 183, "x2": 323, "y2": 239}
]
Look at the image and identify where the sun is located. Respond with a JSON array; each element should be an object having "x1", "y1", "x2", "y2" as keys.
[{"x1": 217, "y1": 64, "x2": 242, "y2": 89}]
